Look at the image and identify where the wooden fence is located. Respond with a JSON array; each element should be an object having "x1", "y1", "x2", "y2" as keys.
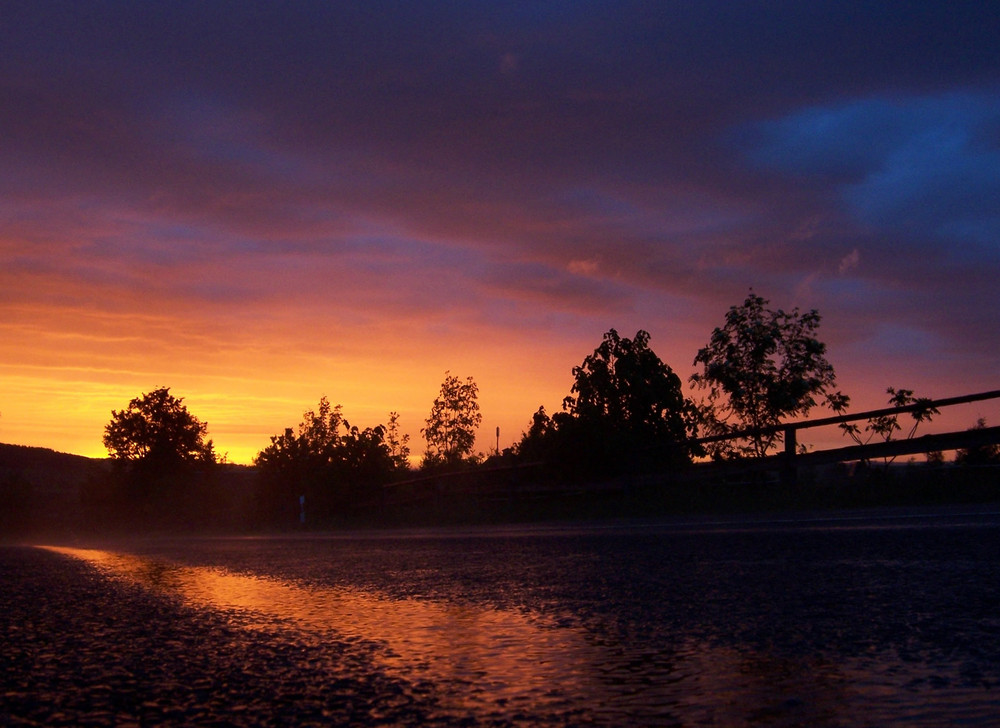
[
  {"x1": 382, "y1": 389, "x2": 1000, "y2": 505},
  {"x1": 696, "y1": 389, "x2": 1000, "y2": 486}
]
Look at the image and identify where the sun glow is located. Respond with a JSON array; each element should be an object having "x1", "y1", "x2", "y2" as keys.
[{"x1": 0, "y1": 299, "x2": 579, "y2": 463}]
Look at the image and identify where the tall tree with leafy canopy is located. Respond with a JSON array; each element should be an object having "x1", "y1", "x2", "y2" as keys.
[
  {"x1": 256, "y1": 396, "x2": 346, "y2": 467},
  {"x1": 691, "y1": 292, "x2": 840, "y2": 458},
  {"x1": 422, "y1": 373, "x2": 482, "y2": 467},
  {"x1": 519, "y1": 329, "x2": 697, "y2": 475},
  {"x1": 254, "y1": 397, "x2": 401, "y2": 524},
  {"x1": 565, "y1": 328, "x2": 695, "y2": 447},
  {"x1": 101, "y1": 387, "x2": 217, "y2": 523},
  {"x1": 103, "y1": 387, "x2": 215, "y2": 466}
]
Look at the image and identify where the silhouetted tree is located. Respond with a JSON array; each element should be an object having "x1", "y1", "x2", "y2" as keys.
[
  {"x1": 565, "y1": 328, "x2": 695, "y2": 445},
  {"x1": 386, "y1": 411, "x2": 411, "y2": 470},
  {"x1": 255, "y1": 398, "x2": 343, "y2": 479},
  {"x1": 955, "y1": 418, "x2": 1000, "y2": 466},
  {"x1": 831, "y1": 386, "x2": 939, "y2": 470},
  {"x1": 516, "y1": 406, "x2": 558, "y2": 463},
  {"x1": 340, "y1": 423, "x2": 394, "y2": 482},
  {"x1": 691, "y1": 292, "x2": 841, "y2": 458},
  {"x1": 422, "y1": 373, "x2": 482, "y2": 468},
  {"x1": 104, "y1": 387, "x2": 216, "y2": 466},
  {"x1": 519, "y1": 329, "x2": 696, "y2": 476},
  {"x1": 101, "y1": 387, "x2": 217, "y2": 522},
  {"x1": 254, "y1": 397, "x2": 400, "y2": 524}
]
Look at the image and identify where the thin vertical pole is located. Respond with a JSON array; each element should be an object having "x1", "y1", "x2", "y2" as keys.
[{"x1": 783, "y1": 426, "x2": 797, "y2": 489}]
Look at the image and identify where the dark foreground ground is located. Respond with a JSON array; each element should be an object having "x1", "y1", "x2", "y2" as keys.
[
  {"x1": 0, "y1": 546, "x2": 445, "y2": 726},
  {"x1": 5, "y1": 506, "x2": 1000, "y2": 726}
]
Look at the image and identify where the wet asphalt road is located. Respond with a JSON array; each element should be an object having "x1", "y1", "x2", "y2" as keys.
[{"x1": 1, "y1": 546, "x2": 456, "y2": 727}]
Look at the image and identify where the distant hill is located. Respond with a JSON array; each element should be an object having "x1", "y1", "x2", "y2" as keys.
[
  {"x1": 0, "y1": 444, "x2": 263, "y2": 536},
  {"x1": 0, "y1": 442, "x2": 108, "y2": 468},
  {"x1": 0, "y1": 442, "x2": 109, "y2": 493},
  {"x1": 0, "y1": 444, "x2": 111, "y2": 536}
]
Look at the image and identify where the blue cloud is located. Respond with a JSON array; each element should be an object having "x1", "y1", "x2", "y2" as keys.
[{"x1": 742, "y1": 92, "x2": 1000, "y2": 254}]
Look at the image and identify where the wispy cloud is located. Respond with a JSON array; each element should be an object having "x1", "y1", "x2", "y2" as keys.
[{"x1": 838, "y1": 249, "x2": 860, "y2": 275}]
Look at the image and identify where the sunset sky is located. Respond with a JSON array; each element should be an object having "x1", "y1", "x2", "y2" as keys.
[{"x1": 3, "y1": 2, "x2": 999, "y2": 464}]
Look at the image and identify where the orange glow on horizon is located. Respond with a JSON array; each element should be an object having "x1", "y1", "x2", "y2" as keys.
[
  {"x1": 0, "y1": 299, "x2": 588, "y2": 464},
  {"x1": 4, "y1": 294, "x2": 998, "y2": 465}
]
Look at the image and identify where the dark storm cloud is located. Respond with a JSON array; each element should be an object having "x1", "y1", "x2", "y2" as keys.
[
  {"x1": 9, "y1": 2, "x2": 997, "y2": 178},
  {"x1": 742, "y1": 93, "x2": 1000, "y2": 252}
]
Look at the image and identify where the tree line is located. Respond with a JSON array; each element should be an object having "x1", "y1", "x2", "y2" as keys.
[{"x1": 98, "y1": 291, "x2": 996, "y2": 525}]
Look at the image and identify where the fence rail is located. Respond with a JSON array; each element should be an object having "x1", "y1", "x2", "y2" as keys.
[
  {"x1": 707, "y1": 389, "x2": 1000, "y2": 486},
  {"x1": 382, "y1": 389, "x2": 1000, "y2": 502},
  {"x1": 693, "y1": 389, "x2": 1000, "y2": 448}
]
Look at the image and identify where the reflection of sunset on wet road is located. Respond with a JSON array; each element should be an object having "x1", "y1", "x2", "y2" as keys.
[
  {"x1": 41, "y1": 545, "x2": 600, "y2": 715},
  {"x1": 32, "y1": 515, "x2": 1000, "y2": 725}
]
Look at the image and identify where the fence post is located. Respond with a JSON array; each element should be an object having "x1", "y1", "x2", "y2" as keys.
[{"x1": 782, "y1": 426, "x2": 798, "y2": 489}]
